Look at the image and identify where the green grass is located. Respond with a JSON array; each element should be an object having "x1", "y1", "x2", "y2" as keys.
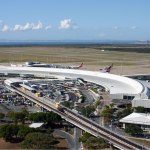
[{"x1": 0, "y1": 46, "x2": 150, "y2": 68}]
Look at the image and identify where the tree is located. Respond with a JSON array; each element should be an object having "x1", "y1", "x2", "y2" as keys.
[
  {"x1": 62, "y1": 101, "x2": 71, "y2": 108},
  {"x1": 17, "y1": 125, "x2": 33, "y2": 140},
  {"x1": 21, "y1": 132, "x2": 59, "y2": 149},
  {"x1": 101, "y1": 105, "x2": 114, "y2": 125},
  {"x1": 94, "y1": 99, "x2": 101, "y2": 108},
  {"x1": 16, "y1": 112, "x2": 26, "y2": 124},
  {"x1": 28, "y1": 112, "x2": 46, "y2": 123},
  {"x1": 125, "y1": 124, "x2": 143, "y2": 135},
  {"x1": 21, "y1": 108, "x2": 29, "y2": 117},
  {"x1": 79, "y1": 132, "x2": 92, "y2": 143},
  {"x1": 46, "y1": 128, "x2": 54, "y2": 134},
  {"x1": 8, "y1": 112, "x2": 17, "y2": 124},
  {"x1": 0, "y1": 112, "x2": 5, "y2": 120},
  {"x1": 117, "y1": 107, "x2": 133, "y2": 119},
  {"x1": 8, "y1": 111, "x2": 27, "y2": 124},
  {"x1": 101, "y1": 105, "x2": 113, "y2": 119},
  {"x1": 134, "y1": 106, "x2": 145, "y2": 113},
  {"x1": 46, "y1": 112, "x2": 62, "y2": 124},
  {"x1": 0, "y1": 124, "x2": 19, "y2": 141},
  {"x1": 11, "y1": 124, "x2": 19, "y2": 138},
  {"x1": 79, "y1": 132, "x2": 109, "y2": 149},
  {"x1": 28, "y1": 112, "x2": 62, "y2": 125},
  {"x1": 0, "y1": 124, "x2": 11, "y2": 140},
  {"x1": 81, "y1": 105, "x2": 95, "y2": 117},
  {"x1": 85, "y1": 136, "x2": 109, "y2": 149}
]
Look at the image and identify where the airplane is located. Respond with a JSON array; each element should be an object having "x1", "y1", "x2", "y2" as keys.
[
  {"x1": 67, "y1": 62, "x2": 83, "y2": 69},
  {"x1": 11, "y1": 61, "x2": 83, "y2": 69},
  {"x1": 100, "y1": 64, "x2": 113, "y2": 73},
  {"x1": 49, "y1": 62, "x2": 83, "y2": 69}
]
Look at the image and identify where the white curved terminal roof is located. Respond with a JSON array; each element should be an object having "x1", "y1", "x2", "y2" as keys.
[{"x1": 0, "y1": 66, "x2": 144, "y2": 95}]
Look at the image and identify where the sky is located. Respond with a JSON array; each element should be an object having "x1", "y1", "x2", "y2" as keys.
[{"x1": 0, "y1": 0, "x2": 150, "y2": 41}]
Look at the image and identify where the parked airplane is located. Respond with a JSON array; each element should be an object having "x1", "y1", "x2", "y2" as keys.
[
  {"x1": 11, "y1": 61, "x2": 83, "y2": 69},
  {"x1": 67, "y1": 62, "x2": 83, "y2": 69},
  {"x1": 100, "y1": 64, "x2": 113, "y2": 73}
]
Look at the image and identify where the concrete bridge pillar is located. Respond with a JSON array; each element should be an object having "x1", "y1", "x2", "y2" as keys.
[{"x1": 74, "y1": 127, "x2": 82, "y2": 150}]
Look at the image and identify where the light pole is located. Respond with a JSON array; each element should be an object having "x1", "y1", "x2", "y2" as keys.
[
  {"x1": 110, "y1": 119, "x2": 113, "y2": 131},
  {"x1": 109, "y1": 119, "x2": 113, "y2": 148}
]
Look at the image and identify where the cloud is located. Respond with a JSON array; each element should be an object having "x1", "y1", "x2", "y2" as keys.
[
  {"x1": 13, "y1": 23, "x2": 30, "y2": 31},
  {"x1": 59, "y1": 19, "x2": 75, "y2": 29},
  {"x1": 1, "y1": 19, "x2": 78, "y2": 32},
  {"x1": 1, "y1": 24, "x2": 10, "y2": 32},
  {"x1": 13, "y1": 21, "x2": 43, "y2": 31},
  {"x1": 45, "y1": 25, "x2": 52, "y2": 30},
  {"x1": 23, "y1": 22, "x2": 33, "y2": 30},
  {"x1": 32, "y1": 21, "x2": 43, "y2": 30},
  {"x1": 130, "y1": 26, "x2": 137, "y2": 30}
]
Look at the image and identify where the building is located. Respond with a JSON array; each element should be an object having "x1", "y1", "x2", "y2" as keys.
[
  {"x1": 1, "y1": 65, "x2": 150, "y2": 101},
  {"x1": 119, "y1": 112, "x2": 150, "y2": 130}
]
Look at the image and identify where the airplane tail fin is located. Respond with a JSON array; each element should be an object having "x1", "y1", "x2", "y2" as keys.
[
  {"x1": 79, "y1": 62, "x2": 83, "y2": 68},
  {"x1": 100, "y1": 63, "x2": 114, "y2": 73}
]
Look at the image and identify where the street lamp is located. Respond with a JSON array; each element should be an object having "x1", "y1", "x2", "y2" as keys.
[
  {"x1": 110, "y1": 119, "x2": 113, "y2": 131},
  {"x1": 109, "y1": 119, "x2": 113, "y2": 149}
]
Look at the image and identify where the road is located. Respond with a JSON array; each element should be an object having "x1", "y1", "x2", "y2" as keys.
[
  {"x1": 53, "y1": 128, "x2": 81, "y2": 150},
  {"x1": 80, "y1": 89, "x2": 95, "y2": 104},
  {"x1": 53, "y1": 129, "x2": 75, "y2": 150}
]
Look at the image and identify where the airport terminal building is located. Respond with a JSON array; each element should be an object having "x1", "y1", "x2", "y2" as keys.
[{"x1": 2, "y1": 66, "x2": 150, "y2": 104}]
